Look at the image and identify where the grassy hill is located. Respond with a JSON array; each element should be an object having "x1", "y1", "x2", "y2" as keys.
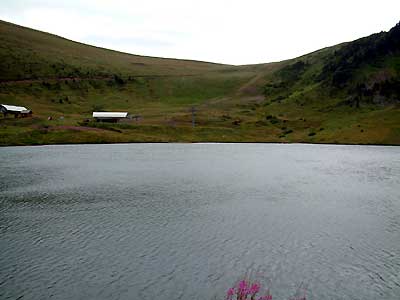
[{"x1": 0, "y1": 20, "x2": 399, "y2": 145}]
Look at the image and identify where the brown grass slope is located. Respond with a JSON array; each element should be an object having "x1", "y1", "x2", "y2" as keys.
[{"x1": 0, "y1": 20, "x2": 231, "y2": 82}]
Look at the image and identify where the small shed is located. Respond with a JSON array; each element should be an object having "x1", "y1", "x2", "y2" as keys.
[
  {"x1": 92, "y1": 112, "x2": 129, "y2": 123},
  {"x1": 0, "y1": 104, "x2": 32, "y2": 118}
]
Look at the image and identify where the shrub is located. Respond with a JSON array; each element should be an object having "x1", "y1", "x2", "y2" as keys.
[
  {"x1": 284, "y1": 129, "x2": 293, "y2": 135},
  {"x1": 114, "y1": 74, "x2": 125, "y2": 85}
]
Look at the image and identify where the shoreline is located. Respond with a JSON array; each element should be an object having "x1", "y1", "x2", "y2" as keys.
[{"x1": 2, "y1": 141, "x2": 400, "y2": 148}]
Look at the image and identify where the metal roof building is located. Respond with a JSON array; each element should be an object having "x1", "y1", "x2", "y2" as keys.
[
  {"x1": 1, "y1": 104, "x2": 32, "y2": 117},
  {"x1": 92, "y1": 112, "x2": 129, "y2": 122}
]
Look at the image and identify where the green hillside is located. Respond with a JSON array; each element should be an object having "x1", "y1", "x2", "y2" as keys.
[{"x1": 0, "y1": 20, "x2": 399, "y2": 145}]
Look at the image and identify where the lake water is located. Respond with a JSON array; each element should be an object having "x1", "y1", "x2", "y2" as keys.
[{"x1": 1, "y1": 144, "x2": 399, "y2": 300}]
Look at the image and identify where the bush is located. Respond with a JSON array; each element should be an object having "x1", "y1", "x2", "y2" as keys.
[
  {"x1": 113, "y1": 74, "x2": 125, "y2": 85},
  {"x1": 284, "y1": 129, "x2": 293, "y2": 134}
]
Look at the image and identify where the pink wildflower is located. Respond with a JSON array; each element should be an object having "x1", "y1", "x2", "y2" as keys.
[
  {"x1": 237, "y1": 280, "x2": 249, "y2": 298},
  {"x1": 238, "y1": 280, "x2": 248, "y2": 291},
  {"x1": 249, "y1": 283, "x2": 260, "y2": 295},
  {"x1": 226, "y1": 287, "x2": 235, "y2": 299}
]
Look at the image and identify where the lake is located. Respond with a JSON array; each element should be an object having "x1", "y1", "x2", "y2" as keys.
[{"x1": 1, "y1": 143, "x2": 399, "y2": 300}]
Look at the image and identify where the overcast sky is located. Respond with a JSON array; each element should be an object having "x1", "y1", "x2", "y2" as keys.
[{"x1": 1, "y1": 0, "x2": 399, "y2": 65}]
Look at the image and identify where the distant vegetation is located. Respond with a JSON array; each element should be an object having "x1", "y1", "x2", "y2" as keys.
[{"x1": 0, "y1": 20, "x2": 399, "y2": 145}]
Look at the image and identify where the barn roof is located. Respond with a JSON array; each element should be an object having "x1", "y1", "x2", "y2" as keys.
[
  {"x1": 1, "y1": 104, "x2": 30, "y2": 113},
  {"x1": 92, "y1": 112, "x2": 128, "y2": 118}
]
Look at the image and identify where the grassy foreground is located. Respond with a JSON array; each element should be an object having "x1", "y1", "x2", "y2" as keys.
[{"x1": 0, "y1": 20, "x2": 399, "y2": 146}]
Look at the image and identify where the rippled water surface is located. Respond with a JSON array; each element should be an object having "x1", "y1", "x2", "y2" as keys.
[{"x1": 1, "y1": 144, "x2": 400, "y2": 300}]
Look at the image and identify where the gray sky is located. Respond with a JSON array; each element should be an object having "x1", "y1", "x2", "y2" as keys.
[{"x1": 1, "y1": 0, "x2": 399, "y2": 65}]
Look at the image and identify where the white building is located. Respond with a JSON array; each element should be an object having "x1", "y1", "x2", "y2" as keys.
[
  {"x1": 92, "y1": 112, "x2": 129, "y2": 123},
  {"x1": 0, "y1": 104, "x2": 32, "y2": 118}
]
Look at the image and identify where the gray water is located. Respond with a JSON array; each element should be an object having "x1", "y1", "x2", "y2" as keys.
[{"x1": 0, "y1": 144, "x2": 399, "y2": 300}]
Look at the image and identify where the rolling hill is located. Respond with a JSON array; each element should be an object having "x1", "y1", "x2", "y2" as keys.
[{"x1": 0, "y1": 20, "x2": 399, "y2": 145}]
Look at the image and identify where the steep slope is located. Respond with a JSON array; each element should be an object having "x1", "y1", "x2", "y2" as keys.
[
  {"x1": 252, "y1": 22, "x2": 400, "y2": 144},
  {"x1": 0, "y1": 20, "x2": 399, "y2": 145},
  {"x1": 262, "y1": 22, "x2": 400, "y2": 105}
]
